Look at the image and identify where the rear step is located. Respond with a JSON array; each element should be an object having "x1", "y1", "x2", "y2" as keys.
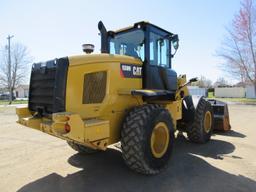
[{"x1": 207, "y1": 99, "x2": 231, "y2": 131}]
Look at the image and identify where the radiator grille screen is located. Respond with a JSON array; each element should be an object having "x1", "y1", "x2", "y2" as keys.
[
  {"x1": 28, "y1": 57, "x2": 69, "y2": 114},
  {"x1": 83, "y1": 71, "x2": 107, "y2": 104}
]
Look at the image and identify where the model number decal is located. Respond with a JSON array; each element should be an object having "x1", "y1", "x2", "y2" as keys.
[{"x1": 120, "y1": 64, "x2": 142, "y2": 78}]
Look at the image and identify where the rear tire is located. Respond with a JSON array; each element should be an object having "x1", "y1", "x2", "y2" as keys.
[
  {"x1": 121, "y1": 104, "x2": 175, "y2": 175},
  {"x1": 187, "y1": 98, "x2": 214, "y2": 143},
  {"x1": 67, "y1": 141, "x2": 99, "y2": 154}
]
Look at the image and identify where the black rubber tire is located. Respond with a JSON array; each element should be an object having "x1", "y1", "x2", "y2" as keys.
[
  {"x1": 121, "y1": 104, "x2": 175, "y2": 175},
  {"x1": 67, "y1": 141, "x2": 98, "y2": 154},
  {"x1": 187, "y1": 97, "x2": 214, "y2": 143}
]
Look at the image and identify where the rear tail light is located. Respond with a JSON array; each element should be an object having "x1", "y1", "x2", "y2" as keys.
[{"x1": 64, "y1": 123, "x2": 71, "y2": 133}]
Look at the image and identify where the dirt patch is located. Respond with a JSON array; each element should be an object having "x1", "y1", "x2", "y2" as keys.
[{"x1": 0, "y1": 105, "x2": 256, "y2": 192}]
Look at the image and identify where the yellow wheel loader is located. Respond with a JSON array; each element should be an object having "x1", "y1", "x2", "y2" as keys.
[{"x1": 16, "y1": 21, "x2": 231, "y2": 175}]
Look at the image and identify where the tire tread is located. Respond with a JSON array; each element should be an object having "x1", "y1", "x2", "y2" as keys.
[{"x1": 121, "y1": 104, "x2": 170, "y2": 175}]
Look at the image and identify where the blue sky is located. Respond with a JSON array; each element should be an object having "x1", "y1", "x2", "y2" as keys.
[{"x1": 0, "y1": 0, "x2": 241, "y2": 83}]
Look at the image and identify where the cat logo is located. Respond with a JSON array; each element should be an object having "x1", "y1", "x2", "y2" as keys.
[
  {"x1": 132, "y1": 66, "x2": 142, "y2": 76},
  {"x1": 120, "y1": 64, "x2": 142, "y2": 78}
]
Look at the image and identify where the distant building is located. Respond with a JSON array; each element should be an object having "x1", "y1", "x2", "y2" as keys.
[
  {"x1": 188, "y1": 86, "x2": 208, "y2": 97},
  {"x1": 15, "y1": 85, "x2": 29, "y2": 98},
  {"x1": 246, "y1": 85, "x2": 256, "y2": 99},
  {"x1": 215, "y1": 87, "x2": 245, "y2": 98}
]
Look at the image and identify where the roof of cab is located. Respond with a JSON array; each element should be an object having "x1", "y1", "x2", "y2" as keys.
[{"x1": 114, "y1": 21, "x2": 174, "y2": 35}]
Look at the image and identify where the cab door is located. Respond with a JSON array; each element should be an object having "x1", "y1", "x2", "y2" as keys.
[{"x1": 144, "y1": 29, "x2": 173, "y2": 90}]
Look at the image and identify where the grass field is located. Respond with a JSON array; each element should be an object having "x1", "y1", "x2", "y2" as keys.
[
  {"x1": 1, "y1": 93, "x2": 256, "y2": 105},
  {"x1": 0, "y1": 100, "x2": 28, "y2": 105},
  {"x1": 208, "y1": 92, "x2": 256, "y2": 104}
]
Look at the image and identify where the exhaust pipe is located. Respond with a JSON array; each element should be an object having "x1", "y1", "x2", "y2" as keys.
[{"x1": 98, "y1": 21, "x2": 108, "y2": 53}]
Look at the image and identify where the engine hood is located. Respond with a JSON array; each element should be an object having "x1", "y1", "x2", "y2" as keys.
[{"x1": 68, "y1": 54, "x2": 142, "y2": 67}]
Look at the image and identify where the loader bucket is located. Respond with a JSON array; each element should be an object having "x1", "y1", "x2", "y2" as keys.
[{"x1": 207, "y1": 99, "x2": 231, "y2": 131}]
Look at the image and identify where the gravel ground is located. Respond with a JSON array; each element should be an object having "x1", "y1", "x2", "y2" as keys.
[{"x1": 0, "y1": 104, "x2": 256, "y2": 192}]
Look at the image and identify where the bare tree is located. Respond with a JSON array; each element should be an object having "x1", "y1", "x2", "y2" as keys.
[
  {"x1": 213, "y1": 77, "x2": 229, "y2": 87},
  {"x1": 0, "y1": 42, "x2": 32, "y2": 104},
  {"x1": 218, "y1": 0, "x2": 256, "y2": 91}
]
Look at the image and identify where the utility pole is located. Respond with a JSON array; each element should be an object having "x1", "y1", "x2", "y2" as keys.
[{"x1": 7, "y1": 35, "x2": 14, "y2": 103}]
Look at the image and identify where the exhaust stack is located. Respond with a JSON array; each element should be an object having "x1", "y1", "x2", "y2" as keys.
[{"x1": 98, "y1": 21, "x2": 108, "y2": 53}]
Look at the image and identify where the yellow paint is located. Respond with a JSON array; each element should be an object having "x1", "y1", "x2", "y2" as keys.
[
  {"x1": 176, "y1": 74, "x2": 190, "y2": 100},
  {"x1": 204, "y1": 111, "x2": 212, "y2": 133},
  {"x1": 18, "y1": 117, "x2": 42, "y2": 130},
  {"x1": 16, "y1": 53, "x2": 193, "y2": 151},
  {"x1": 84, "y1": 119, "x2": 109, "y2": 142},
  {"x1": 16, "y1": 107, "x2": 31, "y2": 118},
  {"x1": 150, "y1": 122, "x2": 170, "y2": 158},
  {"x1": 66, "y1": 54, "x2": 143, "y2": 144},
  {"x1": 165, "y1": 101, "x2": 182, "y2": 122}
]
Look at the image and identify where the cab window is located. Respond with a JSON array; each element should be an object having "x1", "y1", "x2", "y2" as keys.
[
  {"x1": 109, "y1": 29, "x2": 145, "y2": 61},
  {"x1": 149, "y1": 32, "x2": 170, "y2": 67}
]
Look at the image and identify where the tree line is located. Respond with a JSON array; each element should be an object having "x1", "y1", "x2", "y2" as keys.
[{"x1": 191, "y1": 76, "x2": 230, "y2": 89}]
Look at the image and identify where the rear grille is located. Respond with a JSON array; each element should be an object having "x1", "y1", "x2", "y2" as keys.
[
  {"x1": 83, "y1": 71, "x2": 107, "y2": 104},
  {"x1": 28, "y1": 57, "x2": 69, "y2": 114}
]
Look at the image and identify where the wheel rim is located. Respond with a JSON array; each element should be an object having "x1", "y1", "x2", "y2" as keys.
[
  {"x1": 150, "y1": 122, "x2": 170, "y2": 158},
  {"x1": 204, "y1": 111, "x2": 212, "y2": 133}
]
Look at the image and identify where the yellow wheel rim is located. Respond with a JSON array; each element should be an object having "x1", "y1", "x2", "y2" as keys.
[
  {"x1": 204, "y1": 111, "x2": 212, "y2": 133},
  {"x1": 150, "y1": 122, "x2": 170, "y2": 158}
]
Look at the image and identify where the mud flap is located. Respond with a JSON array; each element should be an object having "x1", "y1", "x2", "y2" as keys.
[{"x1": 207, "y1": 99, "x2": 231, "y2": 131}]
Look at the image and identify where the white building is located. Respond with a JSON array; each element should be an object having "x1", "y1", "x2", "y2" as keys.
[
  {"x1": 215, "y1": 87, "x2": 245, "y2": 98},
  {"x1": 188, "y1": 86, "x2": 207, "y2": 97},
  {"x1": 15, "y1": 85, "x2": 29, "y2": 98},
  {"x1": 246, "y1": 85, "x2": 256, "y2": 98}
]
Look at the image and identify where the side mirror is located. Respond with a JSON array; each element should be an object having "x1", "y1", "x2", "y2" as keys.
[
  {"x1": 189, "y1": 77, "x2": 198, "y2": 83},
  {"x1": 170, "y1": 34, "x2": 179, "y2": 57},
  {"x1": 171, "y1": 34, "x2": 179, "y2": 50}
]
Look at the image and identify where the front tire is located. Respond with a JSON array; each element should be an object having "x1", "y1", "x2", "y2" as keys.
[
  {"x1": 187, "y1": 98, "x2": 214, "y2": 143},
  {"x1": 121, "y1": 105, "x2": 175, "y2": 175}
]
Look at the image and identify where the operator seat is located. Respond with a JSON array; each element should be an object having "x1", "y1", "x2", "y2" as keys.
[
  {"x1": 126, "y1": 44, "x2": 139, "y2": 58},
  {"x1": 161, "y1": 68, "x2": 178, "y2": 92}
]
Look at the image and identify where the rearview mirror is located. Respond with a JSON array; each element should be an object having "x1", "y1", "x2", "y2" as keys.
[
  {"x1": 170, "y1": 34, "x2": 179, "y2": 57},
  {"x1": 171, "y1": 34, "x2": 179, "y2": 50},
  {"x1": 189, "y1": 77, "x2": 198, "y2": 83}
]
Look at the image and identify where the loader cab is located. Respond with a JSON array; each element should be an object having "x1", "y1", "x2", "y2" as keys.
[{"x1": 98, "y1": 21, "x2": 179, "y2": 91}]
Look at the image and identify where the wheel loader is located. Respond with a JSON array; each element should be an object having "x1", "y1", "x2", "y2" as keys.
[{"x1": 16, "y1": 21, "x2": 231, "y2": 175}]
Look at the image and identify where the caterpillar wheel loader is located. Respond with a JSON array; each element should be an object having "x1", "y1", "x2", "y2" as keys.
[{"x1": 16, "y1": 21, "x2": 231, "y2": 175}]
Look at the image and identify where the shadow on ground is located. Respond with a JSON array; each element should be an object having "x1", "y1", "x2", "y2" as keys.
[
  {"x1": 214, "y1": 130, "x2": 246, "y2": 138},
  {"x1": 18, "y1": 137, "x2": 256, "y2": 192}
]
